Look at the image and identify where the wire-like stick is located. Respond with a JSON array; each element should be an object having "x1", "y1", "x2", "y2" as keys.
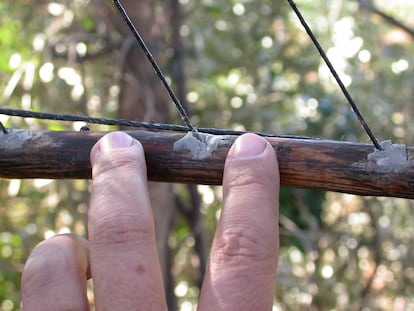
[
  {"x1": 287, "y1": 0, "x2": 382, "y2": 150},
  {"x1": 113, "y1": 0, "x2": 196, "y2": 132},
  {"x1": 0, "y1": 108, "x2": 311, "y2": 139}
]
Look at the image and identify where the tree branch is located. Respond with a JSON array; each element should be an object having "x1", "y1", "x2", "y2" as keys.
[{"x1": 1, "y1": 130, "x2": 414, "y2": 198}]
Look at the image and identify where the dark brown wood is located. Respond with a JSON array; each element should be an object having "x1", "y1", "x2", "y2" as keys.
[{"x1": 1, "y1": 130, "x2": 414, "y2": 199}]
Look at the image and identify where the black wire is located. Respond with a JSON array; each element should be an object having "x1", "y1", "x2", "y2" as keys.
[
  {"x1": 1, "y1": 1, "x2": 383, "y2": 150},
  {"x1": 113, "y1": 0, "x2": 196, "y2": 133},
  {"x1": 287, "y1": 0, "x2": 382, "y2": 150},
  {"x1": 0, "y1": 121, "x2": 8, "y2": 134},
  {"x1": 0, "y1": 108, "x2": 313, "y2": 140}
]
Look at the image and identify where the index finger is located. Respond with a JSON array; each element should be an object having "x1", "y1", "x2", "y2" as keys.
[
  {"x1": 199, "y1": 133, "x2": 280, "y2": 310},
  {"x1": 88, "y1": 132, "x2": 166, "y2": 310}
]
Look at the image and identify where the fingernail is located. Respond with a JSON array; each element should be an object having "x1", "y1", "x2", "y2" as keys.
[
  {"x1": 100, "y1": 132, "x2": 134, "y2": 153},
  {"x1": 91, "y1": 132, "x2": 134, "y2": 166},
  {"x1": 228, "y1": 133, "x2": 268, "y2": 160}
]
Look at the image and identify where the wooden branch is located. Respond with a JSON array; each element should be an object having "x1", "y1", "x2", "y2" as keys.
[{"x1": 1, "y1": 130, "x2": 414, "y2": 199}]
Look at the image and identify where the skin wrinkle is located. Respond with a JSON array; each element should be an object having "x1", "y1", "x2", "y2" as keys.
[
  {"x1": 211, "y1": 224, "x2": 277, "y2": 264},
  {"x1": 93, "y1": 164, "x2": 144, "y2": 187},
  {"x1": 198, "y1": 136, "x2": 279, "y2": 311},
  {"x1": 87, "y1": 134, "x2": 167, "y2": 311},
  {"x1": 89, "y1": 188, "x2": 156, "y2": 251},
  {"x1": 90, "y1": 150, "x2": 151, "y2": 215},
  {"x1": 223, "y1": 164, "x2": 278, "y2": 213},
  {"x1": 22, "y1": 133, "x2": 279, "y2": 311},
  {"x1": 224, "y1": 158, "x2": 278, "y2": 193},
  {"x1": 209, "y1": 224, "x2": 278, "y2": 299},
  {"x1": 89, "y1": 152, "x2": 154, "y2": 248},
  {"x1": 91, "y1": 174, "x2": 147, "y2": 211},
  {"x1": 90, "y1": 172, "x2": 151, "y2": 219},
  {"x1": 89, "y1": 195, "x2": 155, "y2": 248},
  {"x1": 92, "y1": 154, "x2": 145, "y2": 180},
  {"x1": 223, "y1": 190, "x2": 278, "y2": 223},
  {"x1": 90, "y1": 214, "x2": 154, "y2": 248},
  {"x1": 218, "y1": 156, "x2": 279, "y2": 265}
]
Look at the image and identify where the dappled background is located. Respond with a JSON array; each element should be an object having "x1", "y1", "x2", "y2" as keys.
[{"x1": 1, "y1": 0, "x2": 414, "y2": 310}]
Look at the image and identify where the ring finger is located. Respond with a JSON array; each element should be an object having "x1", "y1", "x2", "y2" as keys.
[{"x1": 21, "y1": 233, "x2": 90, "y2": 310}]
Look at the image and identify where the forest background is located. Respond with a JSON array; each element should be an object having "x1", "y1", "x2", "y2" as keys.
[{"x1": 1, "y1": 0, "x2": 414, "y2": 310}]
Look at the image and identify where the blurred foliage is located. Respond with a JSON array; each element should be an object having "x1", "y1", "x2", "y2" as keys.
[{"x1": 1, "y1": 0, "x2": 414, "y2": 310}]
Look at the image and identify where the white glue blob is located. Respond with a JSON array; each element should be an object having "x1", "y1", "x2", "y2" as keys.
[
  {"x1": 173, "y1": 131, "x2": 222, "y2": 160},
  {"x1": 0, "y1": 130, "x2": 37, "y2": 149},
  {"x1": 367, "y1": 140, "x2": 408, "y2": 173}
]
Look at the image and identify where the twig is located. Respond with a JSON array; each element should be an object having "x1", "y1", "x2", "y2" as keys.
[
  {"x1": 359, "y1": 0, "x2": 414, "y2": 38},
  {"x1": 1, "y1": 130, "x2": 414, "y2": 198}
]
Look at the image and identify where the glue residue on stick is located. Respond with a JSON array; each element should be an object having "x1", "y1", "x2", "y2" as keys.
[
  {"x1": 0, "y1": 129, "x2": 36, "y2": 149},
  {"x1": 367, "y1": 140, "x2": 408, "y2": 173},
  {"x1": 173, "y1": 131, "x2": 222, "y2": 160}
]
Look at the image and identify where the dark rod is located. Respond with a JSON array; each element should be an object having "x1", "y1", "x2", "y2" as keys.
[{"x1": 1, "y1": 130, "x2": 413, "y2": 199}]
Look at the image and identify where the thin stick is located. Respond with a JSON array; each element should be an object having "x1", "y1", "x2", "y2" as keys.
[{"x1": 1, "y1": 130, "x2": 413, "y2": 199}]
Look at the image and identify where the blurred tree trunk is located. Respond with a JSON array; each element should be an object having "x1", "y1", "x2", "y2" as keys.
[{"x1": 100, "y1": 0, "x2": 176, "y2": 308}]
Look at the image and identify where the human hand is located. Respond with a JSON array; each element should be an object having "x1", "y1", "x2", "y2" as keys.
[{"x1": 21, "y1": 131, "x2": 280, "y2": 310}]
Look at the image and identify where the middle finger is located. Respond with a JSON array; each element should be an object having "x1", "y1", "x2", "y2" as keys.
[{"x1": 88, "y1": 133, "x2": 166, "y2": 310}]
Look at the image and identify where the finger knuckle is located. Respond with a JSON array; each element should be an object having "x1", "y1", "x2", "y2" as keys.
[
  {"x1": 91, "y1": 214, "x2": 153, "y2": 247},
  {"x1": 227, "y1": 167, "x2": 269, "y2": 193},
  {"x1": 212, "y1": 226, "x2": 274, "y2": 266},
  {"x1": 94, "y1": 150, "x2": 142, "y2": 177}
]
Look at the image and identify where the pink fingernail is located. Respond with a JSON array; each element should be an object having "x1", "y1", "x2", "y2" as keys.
[
  {"x1": 100, "y1": 132, "x2": 134, "y2": 153},
  {"x1": 90, "y1": 132, "x2": 134, "y2": 166},
  {"x1": 228, "y1": 133, "x2": 267, "y2": 159}
]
